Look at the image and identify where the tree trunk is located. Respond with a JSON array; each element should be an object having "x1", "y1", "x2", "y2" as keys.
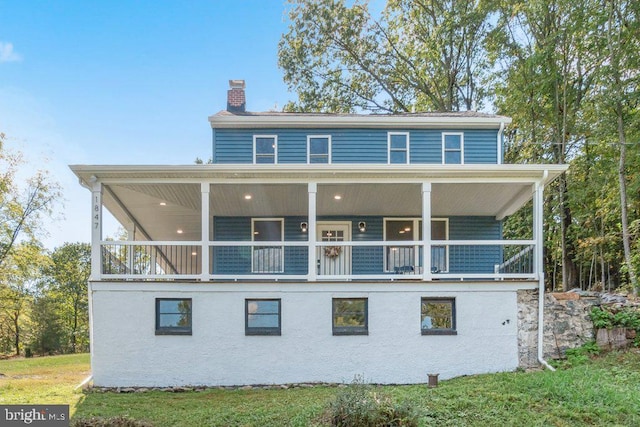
[
  {"x1": 12, "y1": 311, "x2": 19, "y2": 356},
  {"x1": 560, "y1": 175, "x2": 578, "y2": 291}
]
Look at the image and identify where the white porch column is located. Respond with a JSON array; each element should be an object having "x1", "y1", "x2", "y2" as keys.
[
  {"x1": 201, "y1": 182, "x2": 210, "y2": 281},
  {"x1": 90, "y1": 181, "x2": 103, "y2": 280},
  {"x1": 308, "y1": 182, "x2": 317, "y2": 281},
  {"x1": 422, "y1": 182, "x2": 432, "y2": 281},
  {"x1": 125, "y1": 224, "x2": 135, "y2": 274}
]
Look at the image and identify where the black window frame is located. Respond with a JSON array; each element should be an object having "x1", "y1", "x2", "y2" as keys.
[
  {"x1": 245, "y1": 298, "x2": 282, "y2": 336},
  {"x1": 421, "y1": 297, "x2": 456, "y2": 335},
  {"x1": 332, "y1": 298, "x2": 368, "y2": 336},
  {"x1": 155, "y1": 298, "x2": 192, "y2": 335}
]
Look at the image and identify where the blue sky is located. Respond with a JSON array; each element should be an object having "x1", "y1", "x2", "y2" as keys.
[{"x1": 0, "y1": 0, "x2": 293, "y2": 248}]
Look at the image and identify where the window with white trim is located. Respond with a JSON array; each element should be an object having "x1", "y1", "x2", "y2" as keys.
[
  {"x1": 254, "y1": 135, "x2": 277, "y2": 164},
  {"x1": 388, "y1": 132, "x2": 409, "y2": 164},
  {"x1": 443, "y1": 133, "x2": 463, "y2": 164},
  {"x1": 384, "y1": 218, "x2": 448, "y2": 273},
  {"x1": 246, "y1": 299, "x2": 281, "y2": 335},
  {"x1": 252, "y1": 218, "x2": 284, "y2": 273},
  {"x1": 421, "y1": 298, "x2": 456, "y2": 335},
  {"x1": 308, "y1": 135, "x2": 331, "y2": 164}
]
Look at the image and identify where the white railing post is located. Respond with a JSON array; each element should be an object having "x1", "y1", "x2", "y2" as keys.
[
  {"x1": 422, "y1": 182, "x2": 432, "y2": 281},
  {"x1": 308, "y1": 182, "x2": 317, "y2": 281},
  {"x1": 201, "y1": 182, "x2": 210, "y2": 281},
  {"x1": 90, "y1": 181, "x2": 102, "y2": 280}
]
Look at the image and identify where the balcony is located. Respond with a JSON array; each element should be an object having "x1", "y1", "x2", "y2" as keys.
[{"x1": 98, "y1": 239, "x2": 537, "y2": 281}]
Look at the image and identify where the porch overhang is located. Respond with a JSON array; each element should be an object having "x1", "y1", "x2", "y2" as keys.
[{"x1": 70, "y1": 164, "x2": 567, "y2": 242}]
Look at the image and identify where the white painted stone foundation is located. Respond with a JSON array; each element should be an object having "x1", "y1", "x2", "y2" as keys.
[{"x1": 89, "y1": 281, "x2": 537, "y2": 387}]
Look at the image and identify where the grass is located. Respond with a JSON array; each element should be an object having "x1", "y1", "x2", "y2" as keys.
[
  {"x1": 0, "y1": 353, "x2": 90, "y2": 413},
  {"x1": 2, "y1": 351, "x2": 640, "y2": 426}
]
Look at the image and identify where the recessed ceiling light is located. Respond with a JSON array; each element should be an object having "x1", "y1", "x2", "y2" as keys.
[
  {"x1": 399, "y1": 230, "x2": 405, "y2": 234},
  {"x1": 244, "y1": 194, "x2": 252, "y2": 200},
  {"x1": 334, "y1": 195, "x2": 342, "y2": 200},
  {"x1": 177, "y1": 229, "x2": 183, "y2": 234},
  {"x1": 191, "y1": 252, "x2": 197, "y2": 256},
  {"x1": 404, "y1": 227, "x2": 411, "y2": 231},
  {"x1": 254, "y1": 231, "x2": 259, "y2": 235},
  {"x1": 159, "y1": 202, "x2": 167, "y2": 206}
]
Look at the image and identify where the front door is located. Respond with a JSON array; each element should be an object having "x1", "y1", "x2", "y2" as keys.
[{"x1": 317, "y1": 222, "x2": 351, "y2": 276}]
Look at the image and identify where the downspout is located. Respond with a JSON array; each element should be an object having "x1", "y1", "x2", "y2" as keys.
[
  {"x1": 536, "y1": 170, "x2": 555, "y2": 371},
  {"x1": 497, "y1": 121, "x2": 505, "y2": 165}
]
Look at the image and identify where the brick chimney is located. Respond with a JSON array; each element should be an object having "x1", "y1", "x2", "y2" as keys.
[{"x1": 227, "y1": 80, "x2": 246, "y2": 113}]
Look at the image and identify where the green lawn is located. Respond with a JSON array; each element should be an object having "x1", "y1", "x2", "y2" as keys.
[
  {"x1": 0, "y1": 353, "x2": 90, "y2": 412},
  {"x1": 2, "y1": 351, "x2": 639, "y2": 426}
]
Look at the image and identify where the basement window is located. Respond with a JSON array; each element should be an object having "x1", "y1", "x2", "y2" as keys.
[
  {"x1": 333, "y1": 298, "x2": 368, "y2": 335},
  {"x1": 245, "y1": 299, "x2": 281, "y2": 335},
  {"x1": 421, "y1": 298, "x2": 456, "y2": 335},
  {"x1": 156, "y1": 298, "x2": 192, "y2": 335}
]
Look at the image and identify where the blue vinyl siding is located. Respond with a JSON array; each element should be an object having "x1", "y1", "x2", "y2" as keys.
[
  {"x1": 213, "y1": 215, "x2": 501, "y2": 275},
  {"x1": 448, "y1": 216, "x2": 502, "y2": 273},
  {"x1": 214, "y1": 129, "x2": 498, "y2": 164},
  {"x1": 463, "y1": 130, "x2": 498, "y2": 164}
]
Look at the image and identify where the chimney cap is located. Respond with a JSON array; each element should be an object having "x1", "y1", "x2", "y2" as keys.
[{"x1": 229, "y1": 79, "x2": 245, "y2": 89}]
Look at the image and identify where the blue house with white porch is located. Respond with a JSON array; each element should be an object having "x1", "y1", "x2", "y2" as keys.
[{"x1": 71, "y1": 80, "x2": 567, "y2": 387}]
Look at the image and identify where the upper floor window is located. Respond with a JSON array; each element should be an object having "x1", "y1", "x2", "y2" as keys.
[
  {"x1": 388, "y1": 132, "x2": 409, "y2": 164},
  {"x1": 443, "y1": 133, "x2": 463, "y2": 164},
  {"x1": 308, "y1": 135, "x2": 331, "y2": 164},
  {"x1": 252, "y1": 218, "x2": 284, "y2": 273},
  {"x1": 155, "y1": 298, "x2": 192, "y2": 335},
  {"x1": 254, "y1": 135, "x2": 277, "y2": 164}
]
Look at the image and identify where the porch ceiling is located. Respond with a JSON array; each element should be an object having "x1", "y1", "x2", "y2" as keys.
[
  {"x1": 101, "y1": 181, "x2": 534, "y2": 241},
  {"x1": 72, "y1": 164, "x2": 566, "y2": 241}
]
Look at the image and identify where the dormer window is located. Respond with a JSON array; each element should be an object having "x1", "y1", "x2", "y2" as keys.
[
  {"x1": 388, "y1": 132, "x2": 409, "y2": 164},
  {"x1": 308, "y1": 135, "x2": 331, "y2": 164},
  {"x1": 443, "y1": 133, "x2": 464, "y2": 164},
  {"x1": 254, "y1": 135, "x2": 277, "y2": 164}
]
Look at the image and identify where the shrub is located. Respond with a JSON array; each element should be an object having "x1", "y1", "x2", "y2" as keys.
[
  {"x1": 591, "y1": 306, "x2": 640, "y2": 331},
  {"x1": 24, "y1": 348, "x2": 33, "y2": 358},
  {"x1": 71, "y1": 417, "x2": 154, "y2": 427},
  {"x1": 552, "y1": 341, "x2": 601, "y2": 369},
  {"x1": 322, "y1": 377, "x2": 418, "y2": 427}
]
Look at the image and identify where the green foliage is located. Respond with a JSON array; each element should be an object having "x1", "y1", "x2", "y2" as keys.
[
  {"x1": 279, "y1": 0, "x2": 491, "y2": 113},
  {"x1": 557, "y1": 341, "x2": 602, "y2": 368},
  {"x1": 71, "y1": 417, "x2": 154, "y2": 427},
  {"x1": 322, "y1": 377, "x2": 418, "y2": 427},
  {"x1": 591, "y1": 306, "x2": 615, "y2": 329},
  {"x1": 591, "y1": 306, "x2": 640, "y2": 330}
]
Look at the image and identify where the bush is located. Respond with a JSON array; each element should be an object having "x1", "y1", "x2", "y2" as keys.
[
  {"x1": 552, "y1": 341, "x2": 601, "y2": 369},
  {"x1": 24, "y1": 347, "x2": 32, "y2": 358},
  {"x1": 591, "y1": 306, "x2": 640, "y2": 331},
  {"x1": 71, "y1": 417, "x2": 154, "y2": 427},
  {"x1": 322, "y1": 377, "x2": 418, "y2": 427}
]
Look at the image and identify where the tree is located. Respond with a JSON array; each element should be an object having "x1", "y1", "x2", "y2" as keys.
[
  {"x1": 44, "y1": 243, "x2": 91, "y2": 353},
  {"x1": 0, "y1": 133, "x2": 61, "y2": 270},
  {"x1": 278, "y1": 0, "x2": 492, "y2": 113},
  {"x1": 0, "y1": 242, "x2": 48, "y2": 355},
  {"x1": 599, "y1": 0, "x2": 640, "y2": 294},
  {"x1": 490, "y1": 0, "x2": 604, "y2": 290}
]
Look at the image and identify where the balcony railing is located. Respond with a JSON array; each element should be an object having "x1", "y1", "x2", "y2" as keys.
[{"x1": 99, "y1": 240, "x2": 537, "y2": 281}]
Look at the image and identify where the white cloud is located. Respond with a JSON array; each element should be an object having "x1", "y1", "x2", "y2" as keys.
[{"x1": 0, "y1": 41, "x2": 22, "y2": 63}]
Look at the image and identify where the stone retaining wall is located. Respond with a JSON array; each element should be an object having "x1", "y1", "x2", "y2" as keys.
[{"x1": 518, "y1": 290, "x2": 601, "y2": 367}]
